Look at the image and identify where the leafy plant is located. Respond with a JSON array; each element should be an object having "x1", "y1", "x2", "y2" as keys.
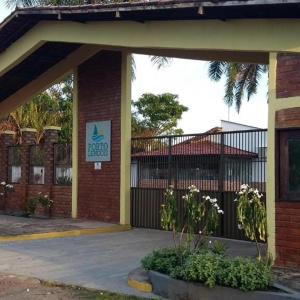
[
  {"x1": 142, "y1": 247, "x2": 273, "y2": 291},
  {"x1": 0, "y1": 182, "x2": 14, "y2": 210},
  {"x1": 235, "y1": 184, "x2": 267, "y2": 259},
  {"x1": 160, "y1": 185, "x2": 223, "y2": 249},
  {"x1": 56, "y1": 176, "x2": 72, "y2": 186},
  {"x1": 26, "y1": 193, "x2": 53, "y2": 216}
]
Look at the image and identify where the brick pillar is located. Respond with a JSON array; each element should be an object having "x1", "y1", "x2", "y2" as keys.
[
  {"x1": 273, "y1": 53, "x2": 300, "y2": 268},
  {"x1": 43, "y1": 126, "x2": 61, "y2": 186},
  {"x1": 20, "y1": 128, "x2": 37, "y2": 186},
  {"x1": 77, "y1": 50, "x2": 122, "y2": 222},
  {"x1": 0, "y1": 131, "x2": 15, "y2": 211},
  {"x1": 0, "y1": 131, "x2": 15, "y2": 182}
]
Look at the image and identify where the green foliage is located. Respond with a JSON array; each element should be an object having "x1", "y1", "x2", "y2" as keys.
[
  {"x1": 160, "y1": 187, "x2": 178, "y2": 232},
  {"x1": 56, "y1": 176, "x2": 72, "y2": 186},
  {"x1": 208, "y1": 62, "x2": 268, "y2": 112},
  {"x1": 183, "y1": 251, "x2": 224, "y2": 288},
  {"x1": 142, "y1": 247, "x2": 189, "y2": 275},
  {"x1": 219, "y1": 257, "x2": 273, "y2": 292},
  {"x1": 236, "y1": 185, "x2": 267, "y2": 259},
  {"x1": 211, "y1": 240, "x2": 228, "y2": 255},
  {"x1": 26, "y1": 193, "x2": 53, "y2": 216},
  {"x1": 160, "y1": 186, "x2": 223, "y2": 249},
  {"x1": 142, "y1": 247, "x2": 273, "y2": 291},
  {"x1": 132, "y1": 93, "x2": 188, "y2": 137}
]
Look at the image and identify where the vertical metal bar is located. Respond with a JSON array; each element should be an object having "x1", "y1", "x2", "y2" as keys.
[{"x1": 168, "y1": 137, "x2": 172, "y2": 186}]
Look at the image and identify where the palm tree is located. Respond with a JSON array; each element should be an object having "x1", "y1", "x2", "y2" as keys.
[{"x1": 208, "y1": 61, "x2": 268, "y2": 112}]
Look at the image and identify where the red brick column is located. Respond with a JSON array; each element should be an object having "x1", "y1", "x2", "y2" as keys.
[
  {"x1": 43, "y1": 126, "x2": 60, "y2": 186},
  {"x1": 0, "y1": 131, "x2": 15, "y2": 183},
  {"x1": 275, "y1": 53, "x2": 300, "y2": 268},
  {"x1": 77, "y1": 50, "x2": 121, "y2": 222},
  {"x1": 0, "y1": 131, "x2": 15, "y2": 211}
]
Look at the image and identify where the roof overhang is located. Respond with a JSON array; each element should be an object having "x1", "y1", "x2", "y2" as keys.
[{"x1": 0, "y1": 0, "x2": 300, "y2": 115}]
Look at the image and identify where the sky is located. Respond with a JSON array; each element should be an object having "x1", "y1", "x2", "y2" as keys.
[{"x1": 0, "y1": 7, "x2": 268, "y2": 134}]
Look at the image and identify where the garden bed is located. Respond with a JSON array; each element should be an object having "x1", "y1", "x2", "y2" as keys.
[{"x1": 149, "y1": 270, "x2": 298, "y2": 300}]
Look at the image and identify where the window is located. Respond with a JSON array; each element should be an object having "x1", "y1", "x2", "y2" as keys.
[
  {"x1": 54, "y1": 144, "x2": 72, "y2": 185},
  {"x1": 29, "y1": 146, "x2": 45, "y2": 185},
  {"x1": 278, "y1": 129, "x2": 300, "y2": 201},
  {"x1": 8, "y1": 146, "x2": 21, "y2": 183}
]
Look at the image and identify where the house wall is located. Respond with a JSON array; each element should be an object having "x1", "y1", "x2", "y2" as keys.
[{"x1": 268, "y1": 53, "x2": 300, "y2": 268}]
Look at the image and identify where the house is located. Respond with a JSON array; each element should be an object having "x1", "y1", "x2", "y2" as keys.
[{"x1": 131, "y1": 121, "x2": 267, "y2": 192}]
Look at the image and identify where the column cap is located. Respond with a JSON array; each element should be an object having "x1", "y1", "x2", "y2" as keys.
[
  {"x1": 2, "y1": 130, "x2": 16, "y2": 135},
  {"x1": 20, "y1": 128, "x2": 37, "y2": 133},
  {"x1": 44, "y1": 126, "x2": 61, "y2": 131}
]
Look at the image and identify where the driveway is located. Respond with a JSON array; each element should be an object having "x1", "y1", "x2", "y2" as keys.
[{"x1": 0, "y1": 228, "x2": 257, "y2": 297}]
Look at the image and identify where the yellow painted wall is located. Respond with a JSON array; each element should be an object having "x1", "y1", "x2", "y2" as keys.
[{"x1": 120, "y1": 52, "x2": 132, "y2": 225}]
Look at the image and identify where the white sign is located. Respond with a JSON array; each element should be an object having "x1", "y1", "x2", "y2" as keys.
[{"x1": 94, "y1": 162, "x2": 102, "y2": 170}]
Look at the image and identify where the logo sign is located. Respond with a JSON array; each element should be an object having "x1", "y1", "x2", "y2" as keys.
[{"x1": 86, "y1": 121, "x2": 111, "y2": 162}]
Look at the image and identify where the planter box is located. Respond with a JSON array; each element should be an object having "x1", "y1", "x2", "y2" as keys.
[{"x1": 149, "y1": 271, "x2": 299, "y2": 300}]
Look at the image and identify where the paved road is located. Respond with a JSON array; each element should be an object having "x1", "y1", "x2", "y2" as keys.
[{"x1": 0, "y1": 228, "x2": 257, "y2": 297}]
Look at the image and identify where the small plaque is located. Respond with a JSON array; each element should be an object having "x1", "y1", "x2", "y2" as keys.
[{"x1": 94, "y1": 162, "x2": 102, "y2": 170}]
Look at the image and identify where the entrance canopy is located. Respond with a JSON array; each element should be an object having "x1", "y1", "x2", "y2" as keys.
[{"x1": 0, "y1": 0, "x2": 300, "y2": 114}]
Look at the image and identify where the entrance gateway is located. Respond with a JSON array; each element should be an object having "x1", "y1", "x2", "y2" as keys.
[{"x1": 0, "y1": 0, "x2": 299, "y2": 267}]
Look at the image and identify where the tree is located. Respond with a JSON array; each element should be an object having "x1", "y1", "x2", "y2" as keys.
[
  {"x1": 208, "y1": 61, "x2": 268, "y2": 112},
  {"x1": 132, "y1": 93, "x2": 188, "y2": 137}
]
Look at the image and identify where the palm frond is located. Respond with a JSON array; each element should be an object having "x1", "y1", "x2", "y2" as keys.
[
  {"x1": 208, "y1": 61, "x2": 227, "y2": 81},
  {"x1": 150, "y1": 56, "x2": 173, "y2": 69}
]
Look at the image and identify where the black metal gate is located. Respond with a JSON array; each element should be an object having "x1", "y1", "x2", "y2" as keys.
[{"x1": 130, "y1": 129, "x2": 267, "y2": 240}]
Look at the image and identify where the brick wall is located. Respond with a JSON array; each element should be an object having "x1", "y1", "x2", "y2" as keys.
[
  {"x1": 276, "y1": 53, "x2": 300, "y2": 98},
  {"x1": 276, "y1": 202, "x2": 300, "y2": 268},
  {"x1": 0, "y1": 129, "x2": 72, "y2": 218},
  {"x1": 77, "y1": 50, "x2": 121, "y2": 222},
  {"x1": 275, "y1": 53, "x2": 300, "y2": 268}
]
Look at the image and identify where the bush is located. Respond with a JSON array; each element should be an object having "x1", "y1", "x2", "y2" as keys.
[
  {"x1": 142, "y1": 247, "x2": 190, "y2": 275},
  {"x1": 219, "y1": 257, "x2": 273, "y2": 291},
  {"x1": 142, "y1": 247, "x2": 273, "y2": 291}
]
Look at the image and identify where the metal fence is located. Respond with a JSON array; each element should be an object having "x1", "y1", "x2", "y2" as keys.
[{"x1": 131, "y1": 129, "x2": 267, "y2": 240}]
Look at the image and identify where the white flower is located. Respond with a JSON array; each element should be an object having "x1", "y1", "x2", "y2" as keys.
[
  {"x1": 240, "y1": 184, "x2": 249, "y2": 190},
  {"x1": 238, "y1": 224, "x2": 243, "y2": 230},
  {"x1": 211, "y1": 198, "x2": 217, "y2": 203},
  {"x1": 213, "y1": 203, "x2": 219, "y2": 208},
  {"x1": 233, "y1": 198, "x2": 238, "y2": 202},
  {"x1": 217, "y1": 209, "x2": 224, "y2": 214},
  {"x1": 209, "y1": 240, "x2": 212, "y2": 244},
  {"x1": 0, "y1": 193, "x2": 3, "y2": 196},
  {"x1": 0, "y1": 182, "x2": 6, "y2": 186}
]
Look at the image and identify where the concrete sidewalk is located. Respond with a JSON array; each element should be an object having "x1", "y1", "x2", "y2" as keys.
[
  {"x1": 0, "y1": 215, "x2": 115, "y2": 236},
  {"x1": 0, "y1": 228, "x2": 258, "y2": 297}
]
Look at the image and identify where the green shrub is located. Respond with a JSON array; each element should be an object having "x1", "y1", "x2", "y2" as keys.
[
  {"x1": 219, "y1": 257, "x2": 273, "y2": 291},
  {"x1": 142, "y1": 247, "x2": 273, "y2": 291},
  {"x1": 182, "y1": 251, "x2": 224, "y2": 288},
  {"x1": 142, "y1": 247, "x2": 190, "y2": 275}
]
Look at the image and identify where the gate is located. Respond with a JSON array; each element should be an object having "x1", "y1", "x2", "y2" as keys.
[{"x1": 130, "y1": 129, "x2": 267, "y2": 240}]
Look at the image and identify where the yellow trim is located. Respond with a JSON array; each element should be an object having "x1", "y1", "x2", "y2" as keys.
[
  {"x1": 128, "y1": 278, "x2": 152, "y2": 293},
  {"x1": 72, "y1": 69, "x2": 79, "y2": 219},
  {"x1": 0, "y1": 45, "x2": 101, "y2": 118},
  {"x1": 36, "y1": 20, "x2": 300, "y2": 53},
  {"x1": 120, "y1": 52, "x2": 132, "y2": 225},
  {"x1": 266, "y1": 52, "x2": 277, "y2": 259},
  {"x1": 3, "y1": 18, "x2": 300, "y2": 79},
  {"x1": 0, "y1": 225, "x2": 131, "y2": 243}
]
